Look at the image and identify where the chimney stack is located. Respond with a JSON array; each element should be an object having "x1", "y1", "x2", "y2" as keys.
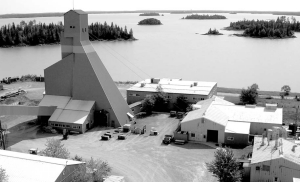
[{"x1": 261, "y1": 128, "x2": 267, "y2": 146}]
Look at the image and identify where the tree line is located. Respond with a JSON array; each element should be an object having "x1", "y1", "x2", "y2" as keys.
[
  {"x1": 182, "y1": 14, "x2": 226, "y2": 20},
  {"x1": 228, "y1": 16, "x2": 300, "y2": 38},
  {"x1": 0, "y1": 20, "x2": 135, "y2": 47}
]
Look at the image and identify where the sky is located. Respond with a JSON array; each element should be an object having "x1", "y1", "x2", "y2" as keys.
[{"x1": 1, "y1": 0, "x2": 300, "y2": 14}]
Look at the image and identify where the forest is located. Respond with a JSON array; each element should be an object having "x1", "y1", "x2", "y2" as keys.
[
  {"x1": 0, "y1": 20, "x2": 135, "y2": 48},
  {"x1": 138, "y1": 18, "x2": 162, "y2": 25},
  {"x1": 139, "y1": 13, "x2": 160, "y2": 16},
  {"x1": 182, "y1": 14, "x2": 226, "y2": 20},
  {"x1": 227, "y1": 16, "x2": 300, "y2": 38},
  {"x1": 203, "y1": 28, "x2": 223, "y2": 35}
]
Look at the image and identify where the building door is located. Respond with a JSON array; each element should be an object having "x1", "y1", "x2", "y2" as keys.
[{"x1": 207, "y1": 130, "x2": 218, "y2": 143}]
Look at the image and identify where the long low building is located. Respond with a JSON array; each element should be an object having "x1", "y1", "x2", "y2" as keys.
[
  {"x1": 127, "y1": 78, "x2": 217, "y2": 109},
  {"x1": 0, "y1": 150, "x2": 84, "y2": 182},
  {"x1": 180, "y1": 96, "x2": 282, "y2": 145}
]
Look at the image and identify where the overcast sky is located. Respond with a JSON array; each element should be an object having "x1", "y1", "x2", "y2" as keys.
[{"x1": 1, "y1": 0, "x2": 299, "y2": 14}]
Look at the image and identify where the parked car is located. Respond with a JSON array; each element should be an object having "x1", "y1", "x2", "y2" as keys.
[
  {"x1": 163, "y1": 135, "x2": 174, "y2": 144},
  {"x1": 170, "y1": 111, "x2": 177, "y2": 117}
]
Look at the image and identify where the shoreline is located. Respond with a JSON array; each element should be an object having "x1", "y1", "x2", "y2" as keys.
[
  {"x1": 0, "y1": 38, "x2": 138, "y2": 49},
  {"x1": 202, "y1": 33, "x2": 223, "y2": 35},
  {"x1": 1, "y1": 81, "x2": 300, "y2": 98},
  {"x1": 232, "y1": 34, "x2": 297, "y2": 39}
]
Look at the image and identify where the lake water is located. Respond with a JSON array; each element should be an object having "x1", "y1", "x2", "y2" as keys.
[{"x1": 0, "y1": 13, "x2": 299, "y2": 92}]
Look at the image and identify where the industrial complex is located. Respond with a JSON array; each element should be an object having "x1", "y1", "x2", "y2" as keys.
[{"x1": 1, "y1": 9, "x2": 300, "y2": 182}]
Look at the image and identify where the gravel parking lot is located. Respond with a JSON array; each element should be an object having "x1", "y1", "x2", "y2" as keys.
[{"x1": 6, "y1": 114, "x2": 217, "y2": 182}]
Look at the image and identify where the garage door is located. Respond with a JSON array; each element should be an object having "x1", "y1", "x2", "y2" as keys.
[{"x1": 207, "y1": 130, "x2": 218, "y2": 143}]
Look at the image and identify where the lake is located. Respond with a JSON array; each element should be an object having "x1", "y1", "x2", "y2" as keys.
[{"x1": 0, "y1": 13, "x2": 299, "y2": 92}]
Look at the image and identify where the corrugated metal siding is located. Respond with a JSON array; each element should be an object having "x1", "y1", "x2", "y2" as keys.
[{"x1": 224, "y1": 133, "x2": 249, "y2": 146}]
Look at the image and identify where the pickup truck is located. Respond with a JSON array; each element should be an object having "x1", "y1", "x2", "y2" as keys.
[{"x1": 163, "y1": 135, "x2": 173, "y2": 144}]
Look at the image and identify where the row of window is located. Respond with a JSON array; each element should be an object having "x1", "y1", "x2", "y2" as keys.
[
  {"x1": 50, "y1": 123, "x2": 81, "y2": 129},
  {"x1": 69, "y1": 26, "x2": 87, "y2": 33}
]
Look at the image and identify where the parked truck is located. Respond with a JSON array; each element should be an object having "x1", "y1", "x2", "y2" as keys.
[{"x1": 162, "y1": 134, "x2": 174, "y2": 144}]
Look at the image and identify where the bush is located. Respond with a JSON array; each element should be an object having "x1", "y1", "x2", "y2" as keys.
[
  {"x1": 40, "y1": 138, "x2": 70, "y2": 159},
  {"x1": 140, "y1": 95, "x2": 155, "y2": 115}
]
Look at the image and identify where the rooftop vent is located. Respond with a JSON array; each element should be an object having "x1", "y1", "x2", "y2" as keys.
[
  {"x1": 245, "y1": 104, "x2": 256, "y2": 108},
  {"x1": 194, "y1": 82, "x2": 197, "y2": 86},
  {"x1": 141, "y1": 83, "x2": 145, "y2": 87}
]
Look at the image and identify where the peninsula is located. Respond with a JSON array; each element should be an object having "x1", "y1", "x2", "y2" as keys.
[
  {"x1": 182, "y1": 14, "x2": 226, "y2": 20},
  {"x1": 0, "y1": 20, "x2": 136, "y2": 48},
  {"x1": 223, "y1": 16, "x2": 299, "y2": 39},
  {"x1": 138, "y1": 18, "x2": 162, "y2": 25},
  {"x1": 139, "y1": 12, "x2": 160, "y2": 16},
  {"x1": 202, "y1": 28, "x2": 223, "y2": 35}
]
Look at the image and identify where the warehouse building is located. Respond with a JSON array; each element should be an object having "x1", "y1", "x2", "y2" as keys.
[
  {"x1": 250, "y1": 136, "x2": 300, "y2": 182},
  {"x1": 0, "y1": 150, "x2": 84, "y2": 182},
  {"x1": 41, "y1": 10, "x2": 133, "y2": 129},
  {"x1": 180, "y1": 96, "x2": 282, "y2": 145},
  {"x1": 127, "y1": 78, "x2": 217, "y2": 109}
]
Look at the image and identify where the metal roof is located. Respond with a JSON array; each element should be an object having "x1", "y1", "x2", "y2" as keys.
[
  {"x1": 56, "y1": 110, "x2": 90, "y2": 124},
  {"x1": 64, "y1": 100, "x2": 95, "y2": 111},
  {"x1": 64, "y1": 9, "x2": 87, "y2": 15},
  {"x1": 0, "y1": 150, "x2": 83, "y2": 182},
  {"x1": 38, "y1": 95, "x2": 71, "y2": 109},
  {"x1": 214, "y1": 105, "x2": 282, "y2": 124},
  {"x1": 49, "y1": 109, "x2": 63, "y2": 122},
  {"x1": 127, "y1": 78, "x2": 217, "y2": 95},
  {"x1": 225, "y1": 121, "x2": 250, "y2": 134},
  {"x1": 129, "y1": 101, "x2": 142, "y2": 108},
  {"x1": 251, "y1": 136, "x2": 300, "y2": 165}
]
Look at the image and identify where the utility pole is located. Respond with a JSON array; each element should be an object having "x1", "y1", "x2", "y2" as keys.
[
  {"x1": 296, "y1": 105, "x2": 299, "y2": 126},
  {"x1": 0, "y1": 120, "x2": 6, "y2": 150}
]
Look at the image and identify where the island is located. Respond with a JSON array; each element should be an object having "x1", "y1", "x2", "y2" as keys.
[
  {"x1": 138, "y1": 18, "x2": 162, "y2": 25},
  {"x1": 223, "y1": 16, "x2": 299, "y2": 39},
  {"x1": 139, "y1": 12, "x2": 160, "y2": 16},
  {"x1": 202, "y1": 28, "x2": 223, "y2": 35},
  {"x1": 0, "y1": 20, "x2": 136, "y2": 48},
  {"x1": 182, "y1": 14, "x2": 226, "y2": 20}
]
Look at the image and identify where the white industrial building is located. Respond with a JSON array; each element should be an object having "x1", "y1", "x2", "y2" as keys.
[
  {"x1": 250, "y1": 136, "x2": 300, "y2": 182},
  {"x1": 127, "y1": 78, "x2": 217, "y2": 109},
  {"x1": 39, "y1": 95, "x2": 95, "y2": 133},
  {"x1": 180, "y1": 96, "x2": 282, "y2": 145},
  {"x1": 0, "y1": 150, "x2": 84, "y2": 182}
]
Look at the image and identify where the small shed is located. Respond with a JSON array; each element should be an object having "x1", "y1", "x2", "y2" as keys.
[
  {"x1": 225, "y1": 121, "x2": 250, "y2": 146},
  {"x1": 129, "y1": 101, "x2": 142, "y2": 114}
]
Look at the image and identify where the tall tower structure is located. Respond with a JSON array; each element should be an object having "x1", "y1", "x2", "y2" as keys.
[{"x1": 44, "y1": 10, "x2": 133, "y2": 127}]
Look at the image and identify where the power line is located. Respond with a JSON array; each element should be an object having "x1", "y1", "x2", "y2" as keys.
[
  {"x1": 88, "y1": 32, "x2": 151, "y2": 78},
  {"x1": 103, "y1": 43, "x2": 152, "y2": 78},
  {"x1": 89, "y1": 33, "x2": 144, "y2": 80}
]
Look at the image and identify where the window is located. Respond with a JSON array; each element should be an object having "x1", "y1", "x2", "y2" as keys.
[
  {"x1": 191, "y1": 133, "x2": 195, "y2": 137},
  {"x1": 274, "y1": 177, "x2": 278, "y2": 182},
  {"x1": 85, "y1": 28, "x2": 86, "y2": 32},
  {"x1": 82, "y1": 28, "x2": 84, "y2": 32},
  {"x1": 227, "y1": 137, "x2": 234, "y2": 141},
  {"x1": 201, "y1": 98, "x2": 204, "y2": 100},
  {"x1": 203, "y1": 135, "x2": 206, "y2": 139},
  {"x1": 70, "y1": 26, "x2": 72, "y2": 28},
  {"x1": 78, "y1": 126, "x2": 81, "y2": 129},
  {"x1": 66, "y1": 125, "x2": 70, "y2": 128},
  {"x1": 73, "y1": 26, "x2": 75, "y2": 28},
  {"x1": 262, "y1": 165, "x2": 270, "y2": 171},
  {"x1": 183, "y1": 97, "x2": 188, "y2": 100},
  {"x1": 129, "y1": 93, "x2": 140, "y2": 97},
  {"x1": 55, "y1": 124, "x2": 58, "y2": 126},
  {"x1": 255, "y1": 166, "x2": 260, "y2": 171},
  {"x1": 167, "y1": 96, "x2": 172, "y2": 99}
]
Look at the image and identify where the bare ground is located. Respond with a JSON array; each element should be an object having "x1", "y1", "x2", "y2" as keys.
[{"x1": 6, "y1": 114, "x2": 217, "y2": 182}]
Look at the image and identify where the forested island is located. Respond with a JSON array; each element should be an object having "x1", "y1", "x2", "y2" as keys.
[
  {"x1": 202, "y1": 28, "x2": 223, "y2": 35},
  {"x1": 182, "y1": 14, "x2": 226, "y2": 20},
  {"x1": 224, "y1": 16, "x2": 299, "y2": 39},
  {"x1": 138, "y1": 18, "x2": 162, "y2": 25},
  {"x1": 0, "y1": 20, "x2": 135, "y2": 48},
  {"x1": 139, "y1": 13, "x2": 160, "y2": 16}
]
